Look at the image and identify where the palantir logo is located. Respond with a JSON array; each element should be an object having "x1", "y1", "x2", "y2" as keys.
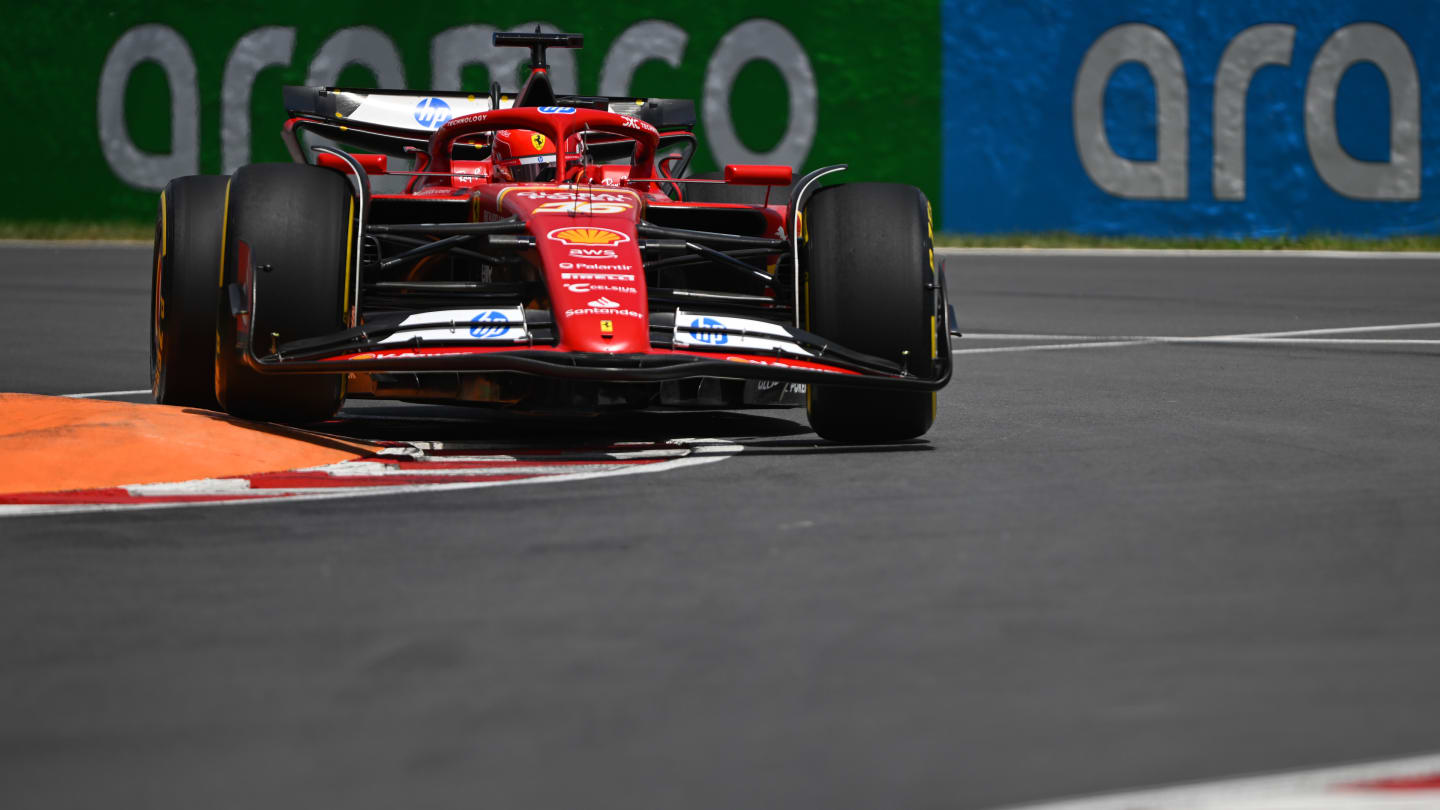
[
  {"x1": 469, "y1": 311, "x2": 509, "y2": 338},
  {"x1": 688, "y1": 317, "x2": 728, "y2": 345},
  {"x1": 414, "y1": 97, "x2": 453, "y2": 129}
]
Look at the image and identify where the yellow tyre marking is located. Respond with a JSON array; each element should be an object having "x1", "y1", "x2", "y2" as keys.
[
  {"x1": 342, "y1": 195, "x2": 355, "y2": 322},
  {"x1": 156, "y1": 189, "x2": 167, "y2": 322},
  {"x1": 217, "y1": 179, "x2": 232, "y2": 288},
  {"x1": 214, "y1": 179, "x2": 232, "y2": 402},
  {"x1": 927, "y1": 199, "x2": 938, "y2": 421}
]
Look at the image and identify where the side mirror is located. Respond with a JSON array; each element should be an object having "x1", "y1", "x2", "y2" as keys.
[
  {"x1": 723, "y1": 164, "x2": 793, "y2": 186},
  {"x1": 316, "y1": 152, "x2": 388, "y2": 175}
]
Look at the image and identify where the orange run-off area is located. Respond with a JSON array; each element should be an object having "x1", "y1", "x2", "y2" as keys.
[{"x1": 0, "y1": 394, "x2": 371, "y2": 495}]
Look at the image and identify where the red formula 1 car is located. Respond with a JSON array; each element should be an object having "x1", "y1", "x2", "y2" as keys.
[{"x1": 151, "y1": 31, "x2": 952, "y2": 441}]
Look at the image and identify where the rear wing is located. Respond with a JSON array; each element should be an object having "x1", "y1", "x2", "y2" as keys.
[
  {"x1": 283, "y1": 86, "x2": 694, "y2": 137},
  {"x1": 281, "y1": 86, "x2": 697, "y2": 169}
]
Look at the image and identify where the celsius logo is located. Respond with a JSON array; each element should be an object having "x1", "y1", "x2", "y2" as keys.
[
  {"x1": 414, "y1": 97, "x2": 452, "y2": 129},
  {"x1": 688, "y1": 317, "x2": 728, "y2": 345},
  {"x1": 469, "y1": 310, "x2": 509, "y2": 338}
]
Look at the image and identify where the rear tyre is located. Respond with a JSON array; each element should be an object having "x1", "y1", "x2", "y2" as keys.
[
  {"x1": 151, "y1": 175, "x2": 228, "y2": 409},
  {"x1": 215, "y1": 163, "x2": 353, "y2": 423},
  {"x1": 802, "y1": 183, "x2": 938, "y2": 442},
  {"x1": 682, "y1": 171, "x2": 791, "y2": 205}
]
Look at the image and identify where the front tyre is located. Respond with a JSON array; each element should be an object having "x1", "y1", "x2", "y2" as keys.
[
  {"x1": 152, "y1": 175, "x2": 229, "y2": 409},
  {"x1": 215, "y1": 163, "x2": 353, "y2": 423},
  {"x1": 802, "y1": 183, "x2": 938, "y2": 442}
]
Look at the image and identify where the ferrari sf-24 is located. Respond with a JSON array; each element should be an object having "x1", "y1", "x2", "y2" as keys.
[{"x1": 151, "y1": 30, "x2": 953, "y2": 441}]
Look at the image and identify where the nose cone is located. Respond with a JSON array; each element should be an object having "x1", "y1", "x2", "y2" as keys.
[{"x1": 504, "y1": 188, "x2": 650, "y2": 353}]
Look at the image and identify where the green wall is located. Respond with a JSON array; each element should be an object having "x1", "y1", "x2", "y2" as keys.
[{"x1": 0, "y1": 1, "x2": 939, "y2": 221}]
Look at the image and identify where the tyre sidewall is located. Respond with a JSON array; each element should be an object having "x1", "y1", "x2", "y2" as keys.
[
  {"x1": 153, "y1": 174, "x2": 229, "y2": 408},
  {"x1": 215, "y1": 163, "x2": 353, "y2": 422},
  {"x1": 801, "y1": 183, "x2": 937, "y2": 441}
]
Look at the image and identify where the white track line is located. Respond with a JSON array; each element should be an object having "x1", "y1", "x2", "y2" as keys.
[
  {"x1": 954, "y1": 322, "x2": 1440, "y2": 355},
  {"x1": 1220, "y1": 321, "x2": 1440, "y2": 339},
  {"x1": 989, "y1": 751, "x2": 1440, "y2": 810},
  {"x1": 961, "y1": 333, "x2": 1135, "y2": 341},
  {"x1": 955, "y1": 340, "x2": 1151, "y2": 355},
  {"x1": 60, "y1": 389, "x2": 151, "y2": 398},
  {"x1": 1173, "y1": 338, "x2": 1440, "y2": 347}
]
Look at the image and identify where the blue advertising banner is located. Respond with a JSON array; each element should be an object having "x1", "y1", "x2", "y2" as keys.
[{"x1": 941, "y1": 1, "x2": 1440, "y2": 235}]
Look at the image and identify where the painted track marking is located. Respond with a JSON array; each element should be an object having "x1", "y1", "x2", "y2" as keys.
[
  {"x1": 0, "y1": 438, "x2": 740, "y2": 516},
  {"x1": 954, "y1": 322, "x2": 1440, "y2": 355},
  {"x1": 989, "y1": 751, "x2": 1440, "y2": 810},
  {"x1": 61, "y1": 389, "x2": 151, "y2": 398}
]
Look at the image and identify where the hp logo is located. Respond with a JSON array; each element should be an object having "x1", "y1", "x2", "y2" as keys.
[
  {"x1": 469, "y1": 311, "x2": 510, "y2": 338},
  {"x1": 687, "y1": 317, "x2": 728, "y2": 345},
  {"x1": 413, "y1": 97, "x2": 453, "y2": 129}
]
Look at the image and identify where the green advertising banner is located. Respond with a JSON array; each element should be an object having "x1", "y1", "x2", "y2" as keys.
[{"x1": 0, "y1": 1, "x2": 939, "y2": 223}]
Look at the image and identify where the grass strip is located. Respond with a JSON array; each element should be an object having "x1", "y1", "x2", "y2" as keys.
[{"x1": 0, "y1": 221, "x2": 152, "y2": 241}]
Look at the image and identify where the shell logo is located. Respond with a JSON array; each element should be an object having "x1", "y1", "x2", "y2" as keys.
[{"x1": 546, "y1": 227, "x2": 631, "y2": 246}]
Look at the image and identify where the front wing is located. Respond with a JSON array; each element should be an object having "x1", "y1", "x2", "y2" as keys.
[{"x1": 227, "y1": 260, "x2": 955, "y2": 392}]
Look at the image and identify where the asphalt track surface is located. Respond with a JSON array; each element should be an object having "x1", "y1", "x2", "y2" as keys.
[{"x1": 3, "y1": 243, "x2": 1439, "y2": 808}]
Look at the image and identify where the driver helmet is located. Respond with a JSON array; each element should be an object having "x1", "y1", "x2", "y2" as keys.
[{"x1": 493, "y1": 129, "x2": 556, "y2": 182}]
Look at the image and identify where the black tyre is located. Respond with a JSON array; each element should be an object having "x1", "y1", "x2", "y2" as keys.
[
  {"x1": 151, "y1": 174, "x2": 229, "y2": 408},
  {"x1": 215, "y1": 163, "x2": 353, "y2": 423},
  {"x1": 802, "y1": 183, "x2": 938, "y2": 442},
  {"x1": 682, "y1": 171, "x2": 791, "y2": 205}
]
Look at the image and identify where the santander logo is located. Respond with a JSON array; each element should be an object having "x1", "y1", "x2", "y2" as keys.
[{"x1": 587, "y1": 296, "x2": 620, "y2": 308}]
